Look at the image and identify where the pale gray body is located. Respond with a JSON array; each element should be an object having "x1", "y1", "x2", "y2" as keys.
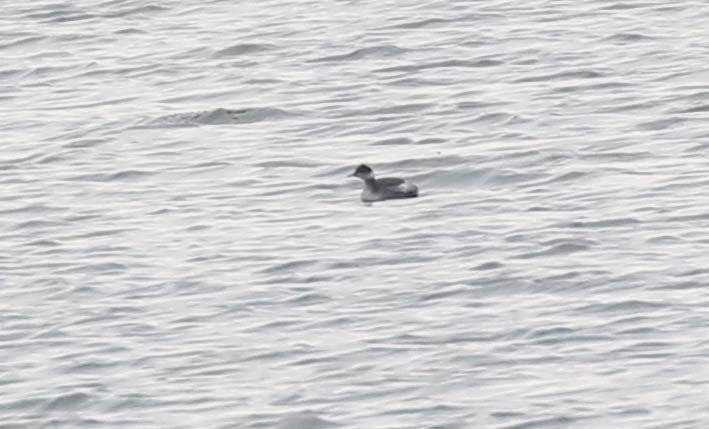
[{"x1": 361, "y1": 177, "x2": 418, "y2": 202}]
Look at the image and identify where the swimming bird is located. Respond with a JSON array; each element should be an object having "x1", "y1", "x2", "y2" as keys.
[{"x1": 349, "y1": 164, "x2": 418, "y2": 202}]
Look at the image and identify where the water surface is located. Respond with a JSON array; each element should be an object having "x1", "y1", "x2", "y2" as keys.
[{"x1": 3, "y1": 1, "x2": 709, "y2": 428}]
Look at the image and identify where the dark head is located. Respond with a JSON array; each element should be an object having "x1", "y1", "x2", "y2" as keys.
[{"x1": 350, "y1": 164, "x2": 374, "y2": 180}]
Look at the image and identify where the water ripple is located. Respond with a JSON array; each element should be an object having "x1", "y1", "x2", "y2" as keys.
[{"x1": 143, "y1": 107, "x2": 294, "y2": 127}]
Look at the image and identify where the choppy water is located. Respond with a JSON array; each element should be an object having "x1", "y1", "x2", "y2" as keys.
[{"x1": 3, "y1": 1, "x2": 709, "y2": 428}]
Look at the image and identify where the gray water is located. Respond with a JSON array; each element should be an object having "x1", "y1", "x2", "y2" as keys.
[{"x1": 3, "y1": 1, "x2": 709, "y2": 428}]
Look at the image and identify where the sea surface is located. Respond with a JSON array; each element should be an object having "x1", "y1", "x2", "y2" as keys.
[{"x1": 3, "y1": 1, "x2": 709, "y2": 428}]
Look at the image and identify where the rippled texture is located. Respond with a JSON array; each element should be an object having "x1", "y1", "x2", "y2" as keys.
[{"x1": 3, "y1": 1, "x2": 709, "y2": 428}]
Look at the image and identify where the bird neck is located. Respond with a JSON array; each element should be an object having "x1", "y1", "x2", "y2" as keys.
[{"x1": 363, "y1": 177, "x2": 378, "y2": 191}]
